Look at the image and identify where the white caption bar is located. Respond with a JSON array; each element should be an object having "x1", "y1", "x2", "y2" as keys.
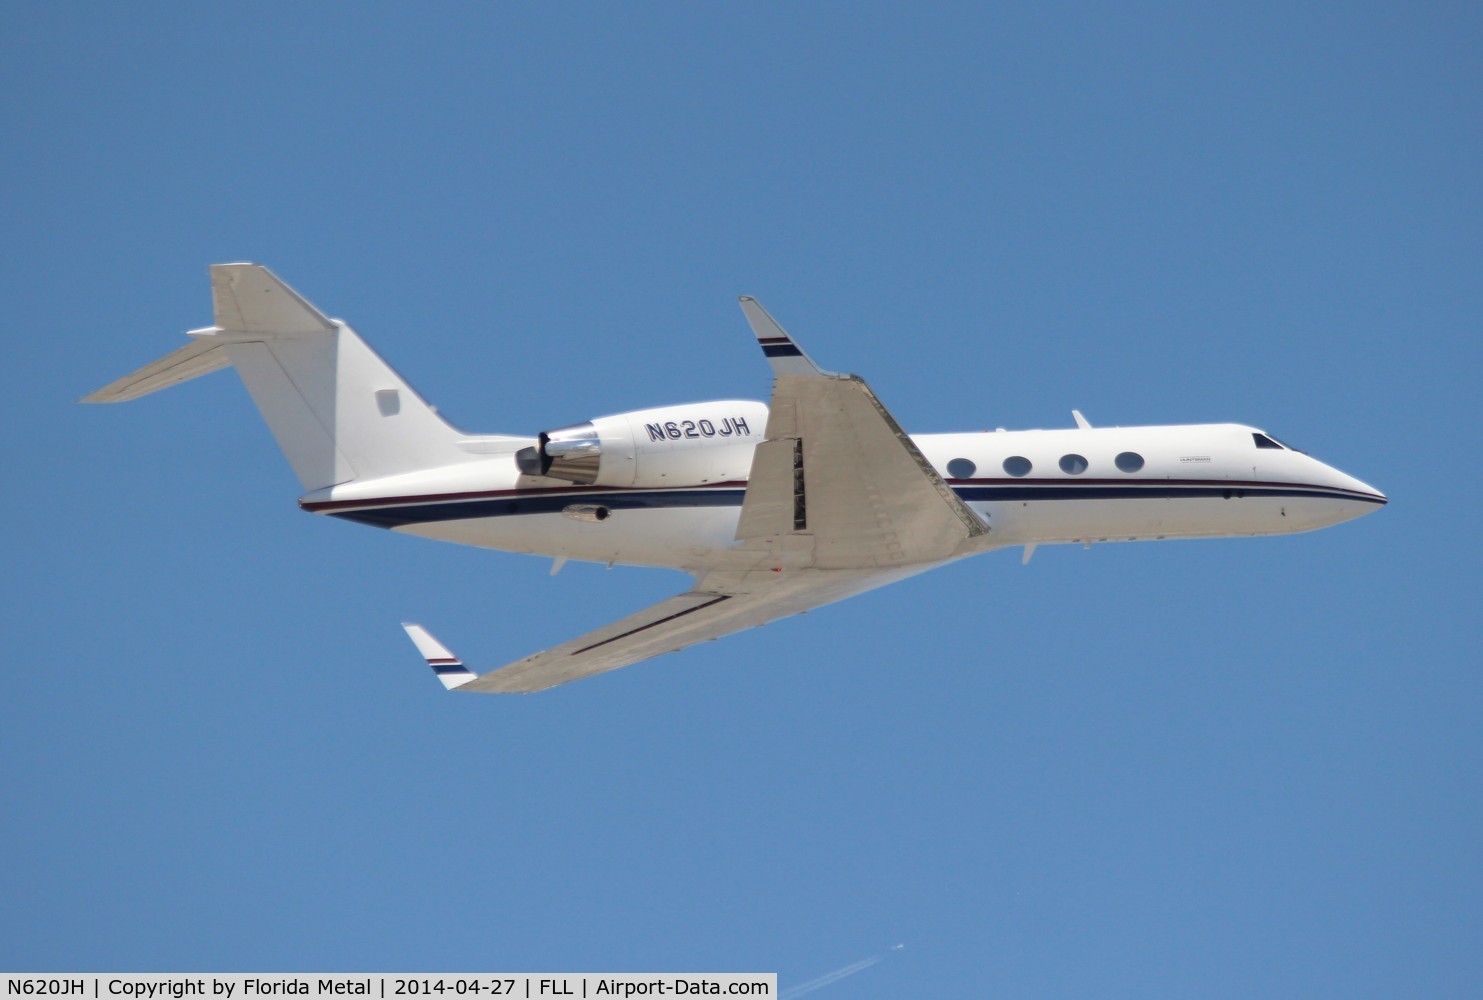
[{"x1": 4, "y1": 976, "x2": 776, "y2": 1000}]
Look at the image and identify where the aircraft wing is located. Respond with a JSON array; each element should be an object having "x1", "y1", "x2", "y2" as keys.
[
  {"x1": 734, "y1": 296, "x2": 988, "y2": 569},
  {"x1": 404, "y1": 564, "x2": 932, "y2": 693},
  {"x1": 402, "y1": 296, "x2": 989, "y2": 694}
]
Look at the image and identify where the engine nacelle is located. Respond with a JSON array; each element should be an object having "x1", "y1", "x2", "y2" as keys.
[{"x1": 517, "y1": 400, "x2": 768, "y2": 488}]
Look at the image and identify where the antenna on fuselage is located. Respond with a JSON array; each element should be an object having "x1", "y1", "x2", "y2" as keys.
[{"x1": 1072, "y1": 409, "x2": 1092, "y2": 429}]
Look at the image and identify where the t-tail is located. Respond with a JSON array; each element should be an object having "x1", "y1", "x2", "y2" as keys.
[{"x1": 83, "y1": 263, "x2": 513, "y2": 492}]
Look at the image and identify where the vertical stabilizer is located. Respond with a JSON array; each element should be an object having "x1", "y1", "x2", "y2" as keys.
[{"x1": 85, "y1": 263, "x2": 479, "y2": 492}]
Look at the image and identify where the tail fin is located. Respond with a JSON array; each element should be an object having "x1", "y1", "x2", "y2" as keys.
[{"x1": 84, "y1": 263, "x2": 479, "y2": 492}]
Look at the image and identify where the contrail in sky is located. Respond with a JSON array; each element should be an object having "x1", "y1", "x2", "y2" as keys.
[{"x1": 780, "y1": 944, "x2": 904, "y2": 999}]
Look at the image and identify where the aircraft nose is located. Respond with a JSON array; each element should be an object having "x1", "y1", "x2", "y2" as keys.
[
  {"x1": 1319, "y1": 461, "x2": 1387, "y2": 515},
  {"x1": 1340, "y1": 471, "x2": 1386, "y2": 506}
]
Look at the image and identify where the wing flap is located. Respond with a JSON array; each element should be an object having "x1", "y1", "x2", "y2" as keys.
[{"x1": 734, "y1": 437, "x2": 804, "y2": 538}]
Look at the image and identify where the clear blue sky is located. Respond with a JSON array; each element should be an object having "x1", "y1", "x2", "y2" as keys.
[{"x1": 4, "y1": 2, "x2": 1478, "y2": 995}]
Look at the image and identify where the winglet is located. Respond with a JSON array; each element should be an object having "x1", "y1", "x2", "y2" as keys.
[
  {"x1": 402, "y1": 623, "x2": 478, "y2": 690},
  {"x1": 738, "y1": 297, "x2": 833, "y2": 377}
]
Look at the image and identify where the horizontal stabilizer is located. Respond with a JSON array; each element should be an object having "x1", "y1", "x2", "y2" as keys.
[
  {"x1": 81, "y1": 262, "x2": 329, "y2": 404},
  {"x1": 81, "y1": 338, "x2": 230, "y2": 403}
]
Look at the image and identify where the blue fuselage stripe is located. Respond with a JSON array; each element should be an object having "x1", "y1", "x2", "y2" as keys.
[
  {"x1": 320, "y1": 481, "x2": 1381, "y2": 529},
  {"x1": 952, "y1": 484, "x2": 1381, "y2": 503},
  {"x1": 327, "y1": 488, "x2": 747, "y2": 528}
]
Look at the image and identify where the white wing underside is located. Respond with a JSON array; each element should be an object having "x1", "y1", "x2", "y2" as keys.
[
  {"x1": 81, "y1": 339, "x2": 232, "y2": 403},
  {"x1": 457, "y1": 563, "x2": 939, "y2": 693},
  {"x1": 412, "y1": 297, "x2": 992, "y2": 693}
]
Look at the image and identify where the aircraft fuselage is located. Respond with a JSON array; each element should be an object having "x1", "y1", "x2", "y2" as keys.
[{"x1": 301, "y1": 413, "x2": 1385, "y2": 569}]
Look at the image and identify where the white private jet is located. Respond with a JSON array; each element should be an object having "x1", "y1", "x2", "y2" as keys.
[{"x1": 86, "y1": 264, "x2": 1386, "y2": 693}]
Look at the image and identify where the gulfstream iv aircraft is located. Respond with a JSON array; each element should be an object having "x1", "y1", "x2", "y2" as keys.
[{"x1": 86, "y1": 264, "x2": 1386, "y2": 693}]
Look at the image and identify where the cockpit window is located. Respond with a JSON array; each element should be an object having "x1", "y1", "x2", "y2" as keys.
[{"x1": 1253, "y1": 432, "x2": 1307, "y2": 453}]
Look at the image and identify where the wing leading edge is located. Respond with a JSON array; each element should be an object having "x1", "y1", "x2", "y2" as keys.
[{"x1": 403, "y1": 564, "x2": 935, "y2": 693}]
